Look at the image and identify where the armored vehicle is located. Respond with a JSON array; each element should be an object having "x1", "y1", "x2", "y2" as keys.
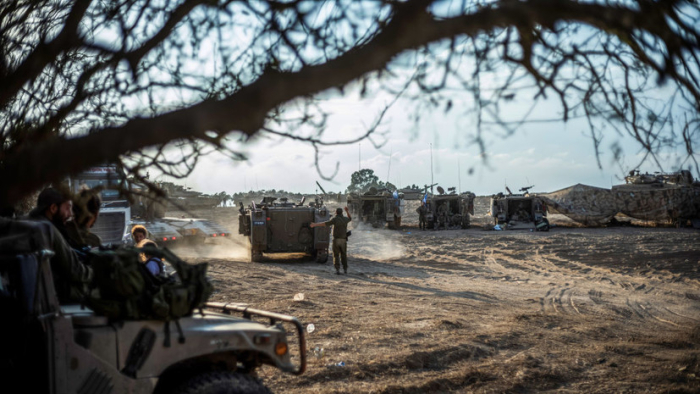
[
  {"x1": 540, "y1": 170, "x2": 700, "y2": 227},
  {"x1": 490, "y1": 186, "x2": 550, "y2": 231},
  {"x1": 239, "y1": 196, "x2": 331, "y2": 263},
  {"x1": 0, "y1": 218, "x2": 306, "y2": 394},
  {"x1": 347, "y1": 187, "x2": 405, "y2": 229},
  {"x1": 611, "y1": 170, "x2": 700, "y2": 226},
  {"x1": 425, "y1": 186, "x2": 476, "y2": 229}
]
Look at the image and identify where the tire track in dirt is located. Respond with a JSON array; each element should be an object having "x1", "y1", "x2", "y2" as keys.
[{"x1": 540, "y1": 287, "x2": 581, "y2": 315}]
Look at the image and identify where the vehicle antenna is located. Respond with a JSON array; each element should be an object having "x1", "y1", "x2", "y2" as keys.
[
  {"x1": 430, "y1": 143, "x2": 434, "y2": 194},
  {"x1": 386, "y1": 147, "x2": 392, "y2": 185},
  {"x1": 458, "y1": 156, "x2": 461, "y2": 194}
]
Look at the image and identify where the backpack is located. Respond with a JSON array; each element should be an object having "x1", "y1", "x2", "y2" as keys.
[{"x1": 86, "y1": 246, "x2": 213, "y2": 322}]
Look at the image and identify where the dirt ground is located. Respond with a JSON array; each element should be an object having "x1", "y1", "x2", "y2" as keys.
[{"x1": 173, "y1": 199, "x2": 700, "y2": 393}]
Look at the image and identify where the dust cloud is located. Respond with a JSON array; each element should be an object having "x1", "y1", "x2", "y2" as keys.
[
  {"x1": 349, "y1": 222, "x2": 406, "y2": 260},
  {"x1": 169, "y1": 237, "x2": 251, "y2": 260}
]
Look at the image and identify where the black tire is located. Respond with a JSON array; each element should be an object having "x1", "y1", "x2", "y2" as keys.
[
  {"x1": 172, "y1": 371, "x2": 272, "y2": 394},
  {"x1": 315, "y1": 250, "x2": 328, "y2": 264}
]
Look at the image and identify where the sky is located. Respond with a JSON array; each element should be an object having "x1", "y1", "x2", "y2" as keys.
[
  {"x1": 133, "y1": 2, "x2": 697, "y2": 198},
  {"x1": 157, "y1": 87, "x2": 692, "y2": 197}
]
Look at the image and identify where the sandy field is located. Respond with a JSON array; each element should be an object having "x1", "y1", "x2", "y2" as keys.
[{"x1": 172, "y1": 199, "x2": 700, "y2": 393}]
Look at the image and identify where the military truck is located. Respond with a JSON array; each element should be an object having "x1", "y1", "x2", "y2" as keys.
[
  {"x1": 490, "y1": 186, "x2": 550, "y2": 231},
  {"x1": 425, "y1": 186, "x2": 476, "y2": 229},
  {"x1": 347, "y1": 187, "x2": 406, "y2": 229},
  {"x1": 0, "y1": 218, "x2": 306, "y2": 394},
  {"x1": 69, "y1": 166, "x2": 230, "y2": 247},
  {"x1": 239, "y1": 196, "x2": 331, "y2": 263}
]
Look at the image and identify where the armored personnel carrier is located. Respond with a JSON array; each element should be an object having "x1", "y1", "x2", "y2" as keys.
[
  {"x1": 0, "y1": 218, "x2": 306, "y2": 394},
  {"x1": 490, "y1": 185, "x2": 550, "y2": 231},
  {"x1": 425, "y1": 186, "x2": 476, "y2": 229},
  {"x1": 347, "y1": 187, "x2": 405, "y2": 229},
  {"x1": 612, "y1": 170, "x2": 700, "y2": 226},
  {"x1": 239, "y1": 196, "x2": 331, "y2": 262}
]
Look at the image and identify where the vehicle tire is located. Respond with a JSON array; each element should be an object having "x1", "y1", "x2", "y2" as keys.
[
  {"x1": 172, "y1": 371, "x2": 272, "y2": 394},
  {"x1": 537, "y1": 218, "x2": 550, "y2": 232},
  {"x1": 251, "y1": 250, "x2": 263, "y2": 263},
  {"x1": 316, "y1": 250, "x2": 328, "y2": 264}
]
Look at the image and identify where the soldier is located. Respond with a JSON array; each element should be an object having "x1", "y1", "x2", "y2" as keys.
[
  {"x1": 310, "y1": 207, "x2": 352, "y2": 275},
  {"x1": 63, "y1": 188, "x2": 102, "y2": 249},
  {"x1": 417, "y1": 202, "x2": 427, "y2": 230},
  {"x1": 27, "y1": 187, "x2": 93, "y2": 303},
  {"x1": 516, "y1": 203, "x2": 531, "y2": 221}
]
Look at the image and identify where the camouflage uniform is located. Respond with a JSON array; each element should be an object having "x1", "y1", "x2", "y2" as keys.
[
  {"x1": 28, "y1": 211, "x2": 93, "y2": 303},
  {"x1": 416, "y1": 205, "x2": 427, "y2": 230},
  {"x1": 323, "y1": 214, "x2": 352, "y2": 273},
  {"x1": 62, "y1": 220, "x2": 102, "y2": 249}
]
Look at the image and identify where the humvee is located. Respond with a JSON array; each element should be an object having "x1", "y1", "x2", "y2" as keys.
[
  {"x1": 238, "y1": 196, "x2": 331, "y2": 263},
  {"x1": 490, "y1": 186, "x2": 550, "y2": 231},
  {"x1": 347, "y1": 187, "x2": 405, "y2": 229},
  {"x1": 425, "y1": 186, "x2": 476, "y2": 229},
  {"x1": 0, "y1": 218, "x2": 306, "y2": 394}
]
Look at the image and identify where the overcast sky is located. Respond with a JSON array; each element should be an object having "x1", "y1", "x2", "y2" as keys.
[{"x1": 156, "y1": 83, "x2": 691, "y2": 197}]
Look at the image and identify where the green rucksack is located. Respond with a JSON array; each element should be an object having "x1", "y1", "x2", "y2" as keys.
[{"x1": 86, "y1": 246, "x2": 213, "y2": 321}]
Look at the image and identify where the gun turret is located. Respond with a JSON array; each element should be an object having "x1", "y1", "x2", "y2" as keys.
[
  {"x1": 519, "y1": 185, "x2": 534, "y2": 193},
  {"x1": 424, "y1": 183, "x2": 438, "y2": 193}
]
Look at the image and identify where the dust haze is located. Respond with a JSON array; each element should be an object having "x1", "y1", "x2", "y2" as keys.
[
  {"x1": 350, "y1": 222, "x2": 406, "y2": 261},
  {"x1": 176, "y1": 202, "x2": 700, "y2": 393}
]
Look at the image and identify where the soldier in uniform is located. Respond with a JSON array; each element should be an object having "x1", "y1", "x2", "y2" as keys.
[
  {"x1": 310, "y1": 207, "x2": 352, "y2": 275},
  {"x1": 27, "y1": 188, "x2": 93, "y2": 303},
  {"x1": 417, "y1": 202, "x2": 427, "y2": 230},
  {"x1": 63, "y1": 188, "x2": 102, "y2": 249},
  {"x1": 516, "y1": 203, "x2": 531, "y2": 222}
]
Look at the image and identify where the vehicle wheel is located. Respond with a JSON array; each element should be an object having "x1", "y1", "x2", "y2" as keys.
[
  {"x1": 251, "y1": 250, "x2": 263, "y2": 262},
  {"x1": 537, "y1": 218, "x2": 550, "y2": 232},
  {"x1": 173, "y1": 371, "x2": 272, "y2": 394},
  {"x1": 316, "y1": 250, "x2": 328, "y2": 264}
]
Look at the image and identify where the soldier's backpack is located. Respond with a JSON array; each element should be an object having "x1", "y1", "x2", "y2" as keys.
[{"x1": 86, "y1": 246, "x2": 213, "y2": 322}]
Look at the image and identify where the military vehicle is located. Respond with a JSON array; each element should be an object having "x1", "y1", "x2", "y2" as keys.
[
  {"x1": 540, "y1": 170, "x2": 700, "y2": 227},
  {"x1": 69, "y1": 166, "x2": 230, "y2": 246},
  {"x1": 424, "y1": 186, "x2": 476, "y2": 229},
  {"x1": 612, "y1": 170, "x2": 700, "y2": 226},
  {"x1": 158, "y1": 181, "x2": 224, "y2": 211},
  {"x1": 0, "y1": 218, "x2": 306, "y2": 394},
  {"x1": 347, "y1": 187, "x2": 406, "y2": 229},
  {"x1": 239, "y1": 196, "x2": 331, "y2": 263},
  {"x1": 490, "y1": 185, "x2": 550, "y2": 231}
]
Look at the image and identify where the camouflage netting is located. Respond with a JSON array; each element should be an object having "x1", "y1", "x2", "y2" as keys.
[
  {"x1": 541, "y1": 182, "x2": 700, "y2": 225},
  {"x1": 540, "y1": 184, "x2": 617, "y2": 226}
]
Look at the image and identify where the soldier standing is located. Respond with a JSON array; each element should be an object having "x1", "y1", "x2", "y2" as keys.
[
  {"x1": 417, "y1": 202, "x2": 427, "y2": 230},
  {"x1": 310, "y1": 207, "x2": 352, "y2": 275}
]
